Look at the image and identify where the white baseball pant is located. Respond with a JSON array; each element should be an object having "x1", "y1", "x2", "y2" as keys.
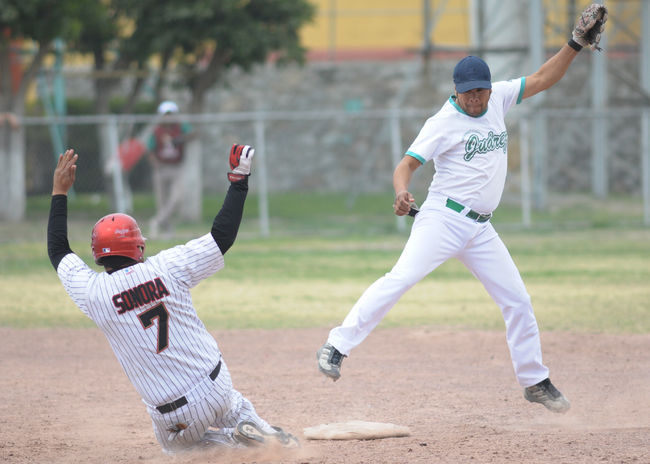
[
  {"x1": 147, "y1": 359, "x2": 274, "y2": 454},
  {"x1": 328, "y1": 193, "x2": 550, "y2": 387},
  {"x1": 151, "y1": 161, "x2": 186, "y2": 234}
]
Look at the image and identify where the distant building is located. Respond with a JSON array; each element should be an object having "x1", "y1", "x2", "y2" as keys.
[{"x1": 300, "y1": 0, "x2": 639, "y2": 61}]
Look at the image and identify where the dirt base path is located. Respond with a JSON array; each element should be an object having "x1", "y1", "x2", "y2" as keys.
[{"x1": 2, "y1": 327, "x2": 648, "y2": 464}]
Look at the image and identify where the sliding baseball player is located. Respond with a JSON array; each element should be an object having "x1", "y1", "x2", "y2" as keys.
[{"x1": 48, "y1": 145, "x2": 298, "y2": 454}]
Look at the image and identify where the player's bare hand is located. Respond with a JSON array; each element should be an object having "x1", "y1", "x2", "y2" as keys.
[
  {"x1": 393, "y1": 190, "x2": 414, "y2": 216},
  {"x1": 52, "y1": 149, "x2": 78, "y2": 195}
]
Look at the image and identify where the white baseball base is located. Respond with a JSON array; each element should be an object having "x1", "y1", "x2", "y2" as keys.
[{"x1": 303, "y1": 420, "x2": 411, "y2": 440}]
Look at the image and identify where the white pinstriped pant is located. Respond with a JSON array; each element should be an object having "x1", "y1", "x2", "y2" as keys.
[
  {"x1": 147, "y1": 359, "x2": 273, "y2": 454},
  {"x1": 328, "y1": 193, "x2": 550, "y2": 387}
]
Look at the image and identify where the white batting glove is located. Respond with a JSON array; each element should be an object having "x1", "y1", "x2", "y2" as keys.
[
  {"x1": 571, "y1": 3, "x2": 608, "y2": 50},
  {"x1": 227, "y1": 144, "x2": 255, "y2": 182}
]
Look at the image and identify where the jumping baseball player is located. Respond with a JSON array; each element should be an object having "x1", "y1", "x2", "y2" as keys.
[
  {"x1": 48, "y1": 146, "x2": 298, "y2": 454},
  {"x1": 318, "y1": 4, "x2": 608, "y2": 414}
]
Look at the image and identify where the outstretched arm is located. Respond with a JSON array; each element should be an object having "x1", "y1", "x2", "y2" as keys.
[
  {"x1": 522, "y1": 3, "x2": 607, "y2": 100},
  {"x1": 48, "y1": 150, "x2": 78, "y2": 270},
  {"x1": 522, "y1": 44, "x2": 579, "y2": 100},
  {"x1": 211, "y1": 145, "x2": 254, "y2": 254},
  {"x1": 211, "y1": 179, "x2": 248, "y2": 255}
]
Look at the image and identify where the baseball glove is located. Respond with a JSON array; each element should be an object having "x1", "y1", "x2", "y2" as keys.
[{"x1": 572, "y1": 3, "x2": 608, "y2": 51}]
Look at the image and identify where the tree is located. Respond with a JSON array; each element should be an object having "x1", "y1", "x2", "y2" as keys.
[
  {"x1": 1, "y1": 0, "x2": 315, "y2": 220},
  {"x1": 0, "y1": 0, "x2": 85, "y2": 220},
  {"x1": 123, "y1": 0, "x2": 316, "y2": 218},
  {"x1": 128, "y1": 0, "x2": 315, "y2": 112},
  {"x1": 88, "y1": 0, "x2": 315, "y2": 218}
]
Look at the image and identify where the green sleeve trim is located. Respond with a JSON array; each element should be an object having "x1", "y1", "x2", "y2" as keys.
[
  {"x1": 405, "y1": 151, "x2": 425, "y2": 164},
  {"x1": 517, "y1": 77, "x2": 526, "y2": 104}
]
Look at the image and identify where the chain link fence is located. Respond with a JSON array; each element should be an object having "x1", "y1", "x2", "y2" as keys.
[{"x1": 20, "y1": 103, "x2": 650, "y2": 236}]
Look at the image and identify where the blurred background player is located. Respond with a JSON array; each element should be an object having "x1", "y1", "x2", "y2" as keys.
[
  {"x1": 148, "y1": 100, "x2": 195, "y2": 238},
  {"x1": 48, "y1": 145, "x2": 298, "y2": 454}
]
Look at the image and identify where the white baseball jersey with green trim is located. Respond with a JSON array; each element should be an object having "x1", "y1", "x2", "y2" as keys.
[
  {"x1": 328, "y1": 77, "x2": 551, "y2": 387},
  {"x1": 406, "y1": 77, "x2": 525, "y2": 213}
]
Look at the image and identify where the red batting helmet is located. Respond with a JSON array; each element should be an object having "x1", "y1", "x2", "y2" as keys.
[{"x1": 91, "y1": 213, "x2": 146, "y2": 264}]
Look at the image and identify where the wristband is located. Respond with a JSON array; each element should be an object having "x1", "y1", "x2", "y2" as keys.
[
  {"x1": 227, "y1": 172, "x2": 249, "y2": 182},
  {"x1": 567, "y1": 39, "x2": 583, "y2": 52}
]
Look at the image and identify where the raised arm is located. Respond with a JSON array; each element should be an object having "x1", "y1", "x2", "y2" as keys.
[
  {"x1": 52, "y1": 149, "x2": 78, "y2": 195},
  {"x1": 522, "y1": 45, "x2": 580, "y2": 100},
  {"x1": 48, "y1": 150, "x2": 78, "y2": 269},
  {"x1": 522, "y1": 3, "x2": 607, "y2": 100},
  {"x1": 210, "y1": 144, "x2": 254, "y2": 254}
]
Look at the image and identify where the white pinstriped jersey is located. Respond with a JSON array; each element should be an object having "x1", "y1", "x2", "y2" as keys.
[
  {"x1": 56, "y1": 233, "x2": 224, "y2": 407},
  {"x1": 406, "y1": 77, "x2": 525, "y2": 214}
]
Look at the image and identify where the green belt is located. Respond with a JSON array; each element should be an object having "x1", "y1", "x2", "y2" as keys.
[{"x1": 445, "y1": 198, "x2": 492, "y2": 223}]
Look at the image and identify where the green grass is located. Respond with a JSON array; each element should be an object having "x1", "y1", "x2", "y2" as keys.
[{"x1": 1, "y1": 192, "x2": 649, "y2": 332}]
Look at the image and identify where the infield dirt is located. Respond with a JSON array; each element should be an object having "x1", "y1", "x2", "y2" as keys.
[{"x1": 1, "y1": 327, "x2": 648, "y2": 464}]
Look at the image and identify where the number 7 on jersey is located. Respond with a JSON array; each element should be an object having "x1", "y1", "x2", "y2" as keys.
[{"x1": 138, "y1": 303, "x2": 170, "y2": 353}]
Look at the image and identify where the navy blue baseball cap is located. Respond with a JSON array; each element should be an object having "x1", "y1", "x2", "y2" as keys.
[{"x1": 453, "y1": 56, "x2": 492, "y2": 93}]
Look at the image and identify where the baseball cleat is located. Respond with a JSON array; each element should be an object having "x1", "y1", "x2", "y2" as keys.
[
  {"x1": 270, "y1": 426, "x2": 300, "y2": 448},
  {"x1": 524, "y1": 378, "x2": 570, "y2": 413},
  {"x1": 235, "y1": 421, "x2": 299, "y2": 448},
  {"x1": 317, "y1": 342, "x2": 346, "y2": 381}
]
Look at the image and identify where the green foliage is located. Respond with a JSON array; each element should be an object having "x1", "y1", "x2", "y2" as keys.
[
  {"x1": 0, "y1": 0, "x2": 89, "y2": 114},
  {"x1": 70, "y1": 0, "x2": 117, "y2": 56},
  {"x1": 5, "y1": 0, "x2": 315, "y2": 117},
  {"x1": 113, "y1": 0, "x2": 315, "y2": 106},
  {"x1": 0, "y1": 0, "x2": 84, "y2": 42},
  {"x1": 119, "y1": 0, "x2": 314, "y2": 65},
  {"x1": 62, "y1": 0, "x2": 316, "y2": 111}
]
